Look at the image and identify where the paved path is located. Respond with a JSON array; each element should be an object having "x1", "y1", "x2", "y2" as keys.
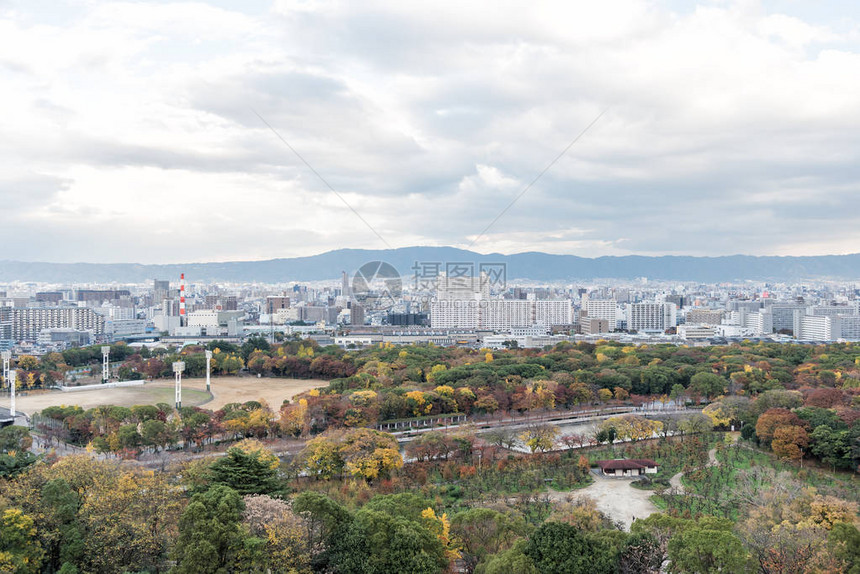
[
  {"x1": 668, "y1": 442, "x2": 724, "y2": 494},
  {"x1": 547, "y1": 477, "x2": 659, "y2": 531}
]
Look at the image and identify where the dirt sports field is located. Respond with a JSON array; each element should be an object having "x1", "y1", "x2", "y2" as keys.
[{"x1": 11, "y1": 377, "x2": 328, "y2": 415}]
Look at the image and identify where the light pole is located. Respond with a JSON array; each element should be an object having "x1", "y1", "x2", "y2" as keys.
[
  {"x1": 101, "y1": 346, "x2": 111, "y2": 383},
  {"x1": 8, "y1": 369, "x2": 15, "y2": 417},
  {"x1": 205, "y1": 350, "x2": 212, "y2": 393},
  {"x1": 173, "y1": 361, "x2": 185, "y2": 410},
  {"x1": 1, "y1": 350, "x2": 10, "y2": 388}
]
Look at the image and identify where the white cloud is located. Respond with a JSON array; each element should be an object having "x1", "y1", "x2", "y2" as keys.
[{"x1": 1, "y1": 0, "x2": 859, "y2": 262}]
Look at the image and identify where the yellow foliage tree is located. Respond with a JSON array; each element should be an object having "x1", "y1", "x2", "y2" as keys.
[
  {"x1": 422, "y1": 507, "x2": 460, "y2": 563},
  {"x1": 702, "y1": 402, "x2": 733, "y2": 428},
  {"x1": 426, "y1": 364, "x2": 447, "y2": 383}
]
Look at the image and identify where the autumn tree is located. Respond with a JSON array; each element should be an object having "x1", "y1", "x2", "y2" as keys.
[
  {"x1": 519, "y1": 424, "x2": 559, "y2": 453},
  {"x1": 299, "y1": 429, "x2": 402, "y2": 481},
  {"x1": 0, "y1": 508, "x2": 44, "y2": 574},
  {"x1": 755, "y1": 408, "x2": 806, "y2": 447},
  {"x1": 771, "y1": 425, "x2": 809, "y2": 463}
]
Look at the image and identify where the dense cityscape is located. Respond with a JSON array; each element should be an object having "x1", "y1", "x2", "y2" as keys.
[{"x1": 6, "y1": 268, "x2": 860, "y2": 357}]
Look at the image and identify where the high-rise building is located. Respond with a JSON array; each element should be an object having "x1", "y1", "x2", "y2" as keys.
[
  {"x1": 342, "y1": 271, "x2": 350, "y2": 299},
  {"x1": 584, "y1": 299, "x2": 618, "y2": 327},
  {"x1": 153, "y1": 279, "x2": 171, "y2": 306},
  {"x1": 266, "y1": 296, "x2": 291, "y2": 315},
  {"x1": 350, "y1": 303, "x2": 365, "y2": 326},
  {"x1": 627, "y1": 302, "x2": 677, "y2": 332}
]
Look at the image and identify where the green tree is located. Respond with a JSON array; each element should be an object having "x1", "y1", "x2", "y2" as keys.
[
  {"x1": 828, "y1": 522, "x2": 860, "y2": 574},
  {"x1": 208, "y1": 446, "x2": 281, "y2": 496},
  {"x1": 524, "y1": 521, "x2": 617, "y2": 574},
  {"x1": 39, "y1": 478, "x2": 84, "y2": 572},
  {"x1": 667, "y1": 516, "x2": 749, "y2": 573},
  {"x1": 688, "y1": 372, "x2": 726, "y2": 400},
  {"x1": 292, "y1": 491, "x2": 351, "y2": 557},
  {"x1": 0, "y1": 425, "x2": 33, "y2": 452},
  {"x1": 330, "y1": 509, "x2": 446, "y2": 574},
  {"x1": 450, "y1": 507, "x2": 528, "y2": 565},
  {"x1": 480, "y1": 539, "x2": 538, "y2": 574},
  {"x1": 172, "y1": 485, "x2": 248, "y2": 574},
  {"x1": 810, "y1": 426, "x2": 853, "y2": 470}
]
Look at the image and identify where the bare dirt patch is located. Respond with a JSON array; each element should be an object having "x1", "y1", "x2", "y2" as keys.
[
  {"x1": 188, "y1": 376, "x2": 328, "y2": 410},
  {"x1": 548, "y1": 475, "x2": 660, "y2": 531},
  {"x1": 12, "y1": 377, "x2": 327, "y2": 414}
]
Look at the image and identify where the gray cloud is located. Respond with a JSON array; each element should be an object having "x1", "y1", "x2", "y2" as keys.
[{"x1": 1, "y1": 0, "x2": 859, "y2": 262}]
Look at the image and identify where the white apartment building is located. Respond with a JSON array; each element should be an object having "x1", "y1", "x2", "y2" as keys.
[
  {"x1": 93, "y1": 305, "x2": 137, "y2": 321},
  {"x1": 627, "y1": 302, "x2": 677, "y2": 332},
  {"x1": 797, "y1": 315, "x2": 839, "y2": 341},
  {"x1": 677, "y1": 324, "x2": 716, "y2": 340},
  {"x1": 584, "y1": 299, "x2": 619, "y2": 327},
  {"x1": 838, "y1": 316, "x2": 860, "y2": 340},
  {"x1": 534, "y1": 300, "x2": 572, "y2": 326},
  {"x1": 745, "y1": 310, "x2": 774, "y2": 336},
  {"x1": 12, "y1": 307, "x2": 105, "y2": 341},
  {"x1": 809, "y1": 305, "x2": 857, "y2": 318},
  {"x1": 430, "y1": 299, "x2": 571, "y2": 330}
]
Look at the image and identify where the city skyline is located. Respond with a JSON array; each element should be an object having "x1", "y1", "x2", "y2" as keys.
[{"x1": 3, "y1": 1, "x2": 860, "y2": 263}]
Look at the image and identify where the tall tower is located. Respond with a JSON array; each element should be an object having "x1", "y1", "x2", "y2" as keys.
[
  {"x1": 342, "y1": 271, "x2": 350, "y2": 299},
  {"x1": 179, "y1": 273, "x2": 187, "y2": 327}
]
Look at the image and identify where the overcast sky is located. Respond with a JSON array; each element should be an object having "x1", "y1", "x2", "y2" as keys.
[{"x1": 2, "y1": 0, "x2": 859, "y2": 263}]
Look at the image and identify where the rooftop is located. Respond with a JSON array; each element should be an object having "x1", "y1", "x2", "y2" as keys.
[{"x1": 596, "y1": 458, "x2": 658, "y2": 470}]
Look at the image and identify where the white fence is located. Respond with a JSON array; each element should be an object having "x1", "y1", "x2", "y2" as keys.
[{"x1": 58, "y1": 380, "x2": 146, "y2": 392}]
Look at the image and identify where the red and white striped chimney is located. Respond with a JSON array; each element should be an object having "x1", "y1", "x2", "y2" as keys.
[{"x1": 179, "y1": 273, "x2": 186, "y2": 324}]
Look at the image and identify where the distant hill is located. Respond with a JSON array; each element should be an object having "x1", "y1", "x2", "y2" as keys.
[{"x1": 2, "y1": 247, "x2": 860, "y2": 283}]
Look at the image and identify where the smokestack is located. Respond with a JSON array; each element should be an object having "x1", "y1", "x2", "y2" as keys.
[{"x1": 179, "y1": 273, "x2": 186, "y2": 326}]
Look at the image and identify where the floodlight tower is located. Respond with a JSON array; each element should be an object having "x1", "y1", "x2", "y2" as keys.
[
  {"x1": 1, "y1": 351, "x2": 10, "y2": 388},
  {"x1": 173, "y1": 361, "x2": 185, "y2": 410},
  {"x1": 101, "y1": 346, "x2": 111, "y2": 383},
  {"x1": 8, "y1": 369, "x2": 15, "y2": 417},
  {"x1": 205, "y1": 350, "x2": 212, "y2": 392}
]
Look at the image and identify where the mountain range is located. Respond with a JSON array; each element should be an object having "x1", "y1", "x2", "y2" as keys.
[{"x1": 3, "y1": 247, "x2": 860, "y2": 284}]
